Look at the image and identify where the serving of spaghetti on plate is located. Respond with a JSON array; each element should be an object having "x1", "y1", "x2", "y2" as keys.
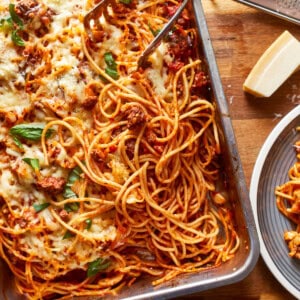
[
  {"x1": 250, "y1": 105, "x2": 300, "y2": 300},
  {"x1": 0, "y1": 0, "x2": 259, "y2": 299}
]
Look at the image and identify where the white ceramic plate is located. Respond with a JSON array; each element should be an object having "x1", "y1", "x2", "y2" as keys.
[{"x1": 250, "y1": 105, "x2": 300, "y2": 299}]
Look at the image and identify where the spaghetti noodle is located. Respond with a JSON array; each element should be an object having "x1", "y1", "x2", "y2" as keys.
[
  {"x1": 276, "y1": 128, "x2": 300, "y2": 258},
  {"x1": 0, "y1": 0, "x2": 239, "y2": 299}
]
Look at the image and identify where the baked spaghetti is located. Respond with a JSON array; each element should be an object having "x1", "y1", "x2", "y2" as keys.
[{"x1": 0, "y1": 0, "x2": 239, "y2": 299}]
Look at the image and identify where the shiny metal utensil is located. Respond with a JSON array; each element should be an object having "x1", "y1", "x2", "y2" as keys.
[
  {"x1": 84, "y1": 0, "x2": 189, "y2": 68},
  {"x1": 235, "y1": 0, "x2": 300, "y2": 25},
  {"x1": 137, "y1": 0, "x2": 189, "y2": 69},
  {"x1": 83, "y1": 0, "x2": 114, "y2": 35}
]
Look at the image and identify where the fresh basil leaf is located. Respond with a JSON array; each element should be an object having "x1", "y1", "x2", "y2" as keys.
[
  {"x1": 10, "y1": 123, "x2": 53, "y2": 141},
  {"x1": 104, "y1": 52, "x2": 117, "y2": 69},
  {"x1": 105, "y1": 68, "x2": 119, "y2": 80},
  {"x1": 63, "y1": 230, "x2": 75, "y2": 240},
  {"x1": 64, "y1": 202, "x2": 79, "y2": 212},
  {"x1": 12, "y1": 136, "x2": 23, "y2": 149},
  {"x1": 9, "y1": 4, "x2": 24, "y2": 28},
  {"x1": 2, "y1": 5, "x2": 25, "y2": 46},
  {"x1": 63, "y1": 188, "x2": 77, "y2": 199},
  {"x1": 10, "y1": 123, "x2": 43, "y2": 140},
  {"x1": 119, "y1": 0, "x2": 132, "y2": 4},
  {"x1": 104, "y1": 52, "x2": 119, "y2": 79},
  {"x1": 11, "y1": 30, "x2": 25, "y2": 46},
  {"x1": 68, "y1": 166, "x2": 83, "y2": 184},
  {"x1": 85, "y1": 218, "x2": 92, "y2": 230},
  {"x1": 6, "y1": 17, "x2": 13, "y2": 27},
  {"x1": 22, "y1": 158, "x2": 40, "y2": 170},
  {"x1": 87, "y1": 258, "x2": 111, "y2": 277},
  {"x1": 63, "y1": 166, "x2": 83, "y2": 199},
  {"x1": 33, "y1": 202, "x2": 50, "y2": 213}
]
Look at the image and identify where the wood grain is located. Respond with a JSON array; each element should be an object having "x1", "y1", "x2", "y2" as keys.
[
  {"x1": 203, "y1": 0, "x2": 300, "y2": 120},
  {"x1": 180, "y1": 0, "x2": 300, "y2": 299}
]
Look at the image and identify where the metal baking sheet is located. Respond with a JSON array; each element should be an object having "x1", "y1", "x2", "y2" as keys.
[
  {"x1": 0, "y1": 1, "x2": 260, "y2": 299},
  {"x1": 236, "y1": 0, "x2": 300, "y2": 25}
]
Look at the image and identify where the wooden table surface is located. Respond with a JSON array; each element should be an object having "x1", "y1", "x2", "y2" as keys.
[{"x1": 184, "y1": 1, "x2": 300, "y2": 299}]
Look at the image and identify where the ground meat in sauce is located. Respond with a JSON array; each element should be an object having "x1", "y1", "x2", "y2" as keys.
[
  {"x1": 153, "y1": 144, "x2": 164, "y2": 154},
  {"x1": 82, "y1": 84, "x2": 100, "y2": 109},
  {"x1": 59, "y1": 209, "x2": 69, "y2": 221},
  {"x1": 91, "y1": 149, "x2": 107, "y2": 171},
  {"x1": 125, "y1": 139, "x2": 136, "y2": 159},
  {"x1": 167, "y1": 61, "x2": 184, "y2": 72},
  {"x1": 145, "y1": 128, "x2": 156, "y2": 144},
  {"x1": 23, "y1": 45, "x2": 43, "y2": 67},
  {"x1": 111, "y1": 1, "x2": 137, "y2": 15},
  {"x1": 123, "y1": 106, "x2": 147, "y2": 130},
  {"x1": 20, "y1": 45, "x2": 49, "y2": 78},
  {"x1": 191, "y1": 71, "x2": 209, "y2": 92},
  {"x1": 82, "y1": 95, "x2": 98, "y2": 110},
  {"x1": 36, "y1": 176, "x2": 66, "y2": 195},
  {"x1": 15, "y1": 0, "x2": 39, "y2": 20},
  {"x1": 91, "y1": 148, "x2": 106, "y2": 163},
  {"x1": 284, "y1": 231, "x2": 300, "y2": 259},
  {"x1": 177, "y1": 9, "x2": 190, "y2": 28},
  {"x1": 15, "y1": 0, "x2": 54, "y2": 37},
  {"x1": 0, "y1": 141, "x2": 6, "y2": 151},
  {"x1": 162, "y1": 3, "x2": 190, "y2": 28},
  {"x1": 167, "y1": 28, "x2": 193, "y2": 62},
  {"x1": 16, "y1": 218, "x2": 27, "y2": 228}
]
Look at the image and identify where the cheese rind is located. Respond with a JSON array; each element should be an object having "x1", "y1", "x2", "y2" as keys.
[{"x1": 243, "y1": 31, "x2": 300, "y2": 97}]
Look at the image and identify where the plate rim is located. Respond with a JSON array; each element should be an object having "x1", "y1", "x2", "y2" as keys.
[{"x1": 250, "y1": 104, "x2": 300, "y2": 299}]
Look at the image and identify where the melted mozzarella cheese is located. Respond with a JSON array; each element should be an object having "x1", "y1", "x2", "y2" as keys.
[
  {"x1": 146, "y1": 43, "x2": 168, "y2": 97},
  {"x1": 0, "y1": 34, "x2": 28, "y2": 109},
  {"x1": 0, "y1": 0, "x2": 118, "y2": 273},
  {"x1": 23, "y1": 144, "x2": 46, "y2": 165},
  {"x1": 0, "y1": 170, "x2": 18, "y2": 198},
  {"x1": 0, "y1": 169, "x2": 41, "y2": 206}
]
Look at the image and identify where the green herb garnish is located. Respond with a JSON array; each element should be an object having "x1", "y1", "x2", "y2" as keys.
[
  {"x1": 12, "y1": 136, "x2": 23, "y2": 149},
  {"x1": 0, "y1": 4, "x2": 25, "y2": 46},
  {"x1": 85, "y1": 218, "x2": 92, "y2": 230},
  {"x1": 104, "y1": 52, "x2": 117, "y2": 69},
  {"x1": 87, "y1": 258, "x2": 111, "y2": 277},
  {"x1": 64, "y1": 202, "x2": 79, "y2": 212},
  {"x1": 148, "y1": 23, "x2": 160, "y2": 37},
  {"x1": 119, "y1": 0, "x2": 132, "y2": 4},
  {"x1": 11, "y1": 29, "x2": 25, "y2": 46},
  {"x1": 63, "y1": 166, "x2": 83, "y2": 199},
  {"x1": 22, "y1": 158, "x2": 40, "y2": 170},
  {"x1": 10, "y1": 123, "x2": 54, "y2": 141},
  {"x1": 105, "y1": 68, "x2": 119, "y2": 80},
  {"x1": 33, "y1": 202, "x2": 50, "y2": 213},
  {"x1": 104, "y1": 52, "x2": 119, "y2": 80},
  {"x1": 8, "y1": 4, "x2": 23, "y2": 27},
  {"x1": 63, "y1": 230, "x2": 75, "y2": 240}
]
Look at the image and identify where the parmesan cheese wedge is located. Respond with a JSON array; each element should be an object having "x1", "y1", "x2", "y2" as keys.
[{"x1": 243, "y1": 31, "x2": 300, "y2": 97}]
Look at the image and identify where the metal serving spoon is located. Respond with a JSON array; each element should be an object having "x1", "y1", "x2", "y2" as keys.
[
  {"x1": 137, "y1": 0, "x2": 189, "y2": 69},
  {"x1": 83, "y1": 0, "x2": 114, "y2": 35},
  {"x1": 83, "y1": 0, "x2": 190, "y2": 69}
]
